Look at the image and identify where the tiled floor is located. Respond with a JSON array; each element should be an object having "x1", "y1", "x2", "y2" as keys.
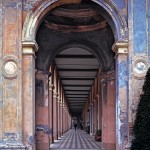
[{"x1": 50, "y1": 129, "x2": 103, "y2": 150}]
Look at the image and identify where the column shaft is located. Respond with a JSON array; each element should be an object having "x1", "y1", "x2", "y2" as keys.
[
  {"x1": 53, "y1": 94, "x2": 58, "y2": 140},
  {"x1": 48, "y1": 85, "x2": 53, "y2": 143},
  {"x1": 22, "y1": 43, "x2": 38, "y2": 150},
  {"x1": 113, "y1": 42, "x2": 128, "y2": 150}
]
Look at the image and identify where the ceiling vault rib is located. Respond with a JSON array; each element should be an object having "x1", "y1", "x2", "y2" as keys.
[
  {"x1": 55, "y1": 54, "x2": 96, "y2": 58},
  {"x1": 60, "y1": 78, "x2": 95, "y2": 80},
  {"x1": 65, "y1": 93, "x2": 87, "y2": 96},
  {"x1": 64, "y1": 90, "x2": 90, "y2": 91},
  {"x1": 45, "y1": 20, "x2": 107, "y2": 33},
  {"x1": 58, "y1": 69, "x2": 98, "y2": 71},
  {"x1": 63, "y1": 85, "x2": 91, "y2": 87}
]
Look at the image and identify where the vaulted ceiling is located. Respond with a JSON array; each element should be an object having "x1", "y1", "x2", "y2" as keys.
[
  {"x1": 54, "y1": 48, "x2": 99, "y2": 116},
  {"x1": 36, "y1": 2, "x2": 115, "y2": 116}
]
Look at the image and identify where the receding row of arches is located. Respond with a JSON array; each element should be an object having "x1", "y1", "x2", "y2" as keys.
[{"x1": 22, "y1": 0, "x2": 128, "y2": 149}]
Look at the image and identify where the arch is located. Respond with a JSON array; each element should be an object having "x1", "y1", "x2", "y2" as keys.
[
  {"x1": 22, "y1": 1, "x2": 129, "y2": 149},
  {"x1": 22, "y1": 0, "x2": 128, "y2": 42},
  {"x1": 40, "y1": 42, "x2": 107, "y2": 71},
  {"x1": 48, "y1": 42, "x2": 103, "y2": 70}
]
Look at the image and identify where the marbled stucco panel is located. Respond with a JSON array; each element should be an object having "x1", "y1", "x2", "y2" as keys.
[{"x1": 3, "y1": 79, "x2": 18, "y2": 133}]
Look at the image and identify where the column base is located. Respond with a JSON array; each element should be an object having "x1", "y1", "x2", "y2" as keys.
[
  {"x1": 0, "y1": 142, "x2": 26, "y2": 150},
  {"x1": 125, "y1": 143, "x2": 131, "y2": 149},
  {"x1": 102, "y1": 143, "x2": 116, "y2": 150},
  {"x1": 36, "y1": 143, "x2": 49, "y2": 150}
]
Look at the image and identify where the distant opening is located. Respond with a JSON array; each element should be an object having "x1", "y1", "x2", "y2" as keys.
[{"x1": 54, "y1": 47, "x2": 99, "y2": 116}]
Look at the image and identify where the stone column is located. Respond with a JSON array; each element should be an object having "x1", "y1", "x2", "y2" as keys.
[
  {"x1": 96, "y1": 99, "x2": 98, "y2": 132},
  {"x1": 97, "y1": 95, "x2": 102, "y2": 130},
  {"x1": 65, "y1": 108, "x2": 67, "y2": 132},
  {"x1": 35, "y1": 71, "x2": 50, "y2": 150},
  {"x1": 48, "y1": 84, "x2": 54, "y2": 144},
  {"x1": 112, "y1": 42, "x2": 128, "y2": 150},
  {"x1": 57, "y1": 98, "x2": 61, "y2": 138},
  {"x1": 60, "y1": 101, "x2": 63, "y2": 136},
  {"x1": 95, "y1": 99, "x2": 98, "y2": 132},
  {"x1": 92, "y1": 103, "x2": 95, "y2": 135},
  {"x1": 22, "y1": 41, "x2": 38, "y2": 150},
  {"x1": 90, "y1": 104, "x2": 93, "y2": 135},
  {"x1": 63, "y1": 107, "x2": 66, "y2": 132},
  {"x1": 63, "y1": 111, "x2": 65, "y2": 132},
  {"x1": 101, "y1": 71, "x2": 116, "y2": 150},
  {"x1": 62, "y1": 104, "x2": 65, "y2": 134},
  {"x1": 67, "y1": 113, "x2": 69, "y2": 130},
  {"x1": 53, "y1": 93, "x2": 58, "y2": 140}
]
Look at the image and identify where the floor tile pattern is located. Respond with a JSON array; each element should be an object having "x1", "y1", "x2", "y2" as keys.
[{"x1": 50, "y1": 129, "x2": 102, "y2": 150}]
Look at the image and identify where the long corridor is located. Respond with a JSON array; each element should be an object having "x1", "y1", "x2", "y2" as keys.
[{"x1": 50, "y1": 129, "x2": 102, "y2": 150}]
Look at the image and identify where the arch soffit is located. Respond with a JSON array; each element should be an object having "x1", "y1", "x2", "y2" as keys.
[
  {"x1": 49, "y1": 43, "x2": 103, "y2": 69},
  {"x1": 22, "y1": 0, "x2": 128, "y2": 42}
]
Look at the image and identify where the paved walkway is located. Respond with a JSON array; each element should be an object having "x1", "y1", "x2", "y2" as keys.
[{"x1": 50, "y1": 129, "x2": 103, "y2": 150}]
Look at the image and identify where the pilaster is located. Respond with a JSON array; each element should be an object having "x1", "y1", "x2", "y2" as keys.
[
  {"x1": 0, "y1": 1, "x2": 25, "y2": 149},
  {"x1": 35, "y1": 70, "x2": 50, "y2": 150},
  {"x1": 48, "y1": 83, "x2": 54, "y2": 144},
  {"x1": 112, "y1": 41, "x2": 128, "y2": 150},
  {"x1": 22, "y1": 41, "x2": 38, "y2": 150},
  {"x1": 53, "y1": 92, "x2": 58, "y2": 140}
]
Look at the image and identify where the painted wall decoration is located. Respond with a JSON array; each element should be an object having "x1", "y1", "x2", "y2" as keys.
[
  {"x1": 118, "y1": 60, "x2": 127, "y2": 88},
  {"x1": 133, "y1": 57, "x2": 149, "y2": 79},
  {"x1": 2, "y1": 56, "x2": 18, "y2": 78},
  {"x1": 133, "y1": 0, "x2": 147, "y2": 54}
]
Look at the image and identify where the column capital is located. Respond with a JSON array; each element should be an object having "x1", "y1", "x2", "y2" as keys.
[
  {"x1": 60, "y1": 101, "x2": 63, "y2": 106},
  {"x1": 53, "y1": 92, "x2": 58, "y2": 98},
  {"x1": 92, "y1": 99, "x2": 96, "y2": 103},
  {"x1": 97, "y1": 94, "x2": 100, "y2": 99},
  {"x1": 90, "y1": 102, "x2": 93, "y2": 106},
  {"x1": 62, "y1": 103, "x2": 66, "y2": 108},
  {"x1": 112, "y1": 41, "x2": 128, "y2": 57},
  {"x1": 36, "y1": 70, "x2": 51, "y2": 79},
  {"x1": 22, "y1": 40, "x2": 39, "y2": 57},
  {"x1": 49, "y1": 84, "x2": 54, "y2": 91},
  {"x1": 58, "y1": 97, "x2": 61, "y2": 103}
]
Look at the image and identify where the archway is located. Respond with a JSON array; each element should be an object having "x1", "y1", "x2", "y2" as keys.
[{"x1": 22, "y1": 0, "x2": 128, "y2": 150}]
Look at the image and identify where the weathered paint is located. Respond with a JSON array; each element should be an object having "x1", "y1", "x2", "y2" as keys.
[
  {"x1": 112, "y1": 0, "x2": 126, "y2": 9},
  {"x1": 102, "y1": 73, "x2": 116, "y2": 150},
  {"x1": 148, "y1": 0, "x2": 150, "y2": 59},
  {"x1": 118, "y1": 61, "x2": 127, "y2": 88},
  {"x1": 35, "y1": 71, "x2": 50, "y2": 149},
  {"x1": 115, "y1": 58, "x2": 121, "y2": 147},
  {"x1": 0, "y1": 0, "x2": 23, "y2": 149},
  {"x1": 28, "y1": 136, "x2": 35, "y2": 146},
  {"x1": 133, "y1": 0, "x2": 146, "y2": 53},
  {"x1": 36, "y1": 124, "x2": 52, "y2": 135},
  {"x1": 36, "y1": 79, "x2": 44, "y2": 107},
  {"x1": 0, "y1": 0, "x2": 149, "y2": 150},
  {"x1": 0, "y1": 100, "x2": 2, "y2": 108},
  {"x1": 22, "y1": 52, "x2": 36, "y2": 150},
  {"x1": 0, "y1": 0, "x2": 3, "y2": 143},
  {"x1": 114, "y1": 48, "x2": 128, "y2": 150},
  {"x1": 22, "y1": 0, "x2": 127, "y2": 42}
]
